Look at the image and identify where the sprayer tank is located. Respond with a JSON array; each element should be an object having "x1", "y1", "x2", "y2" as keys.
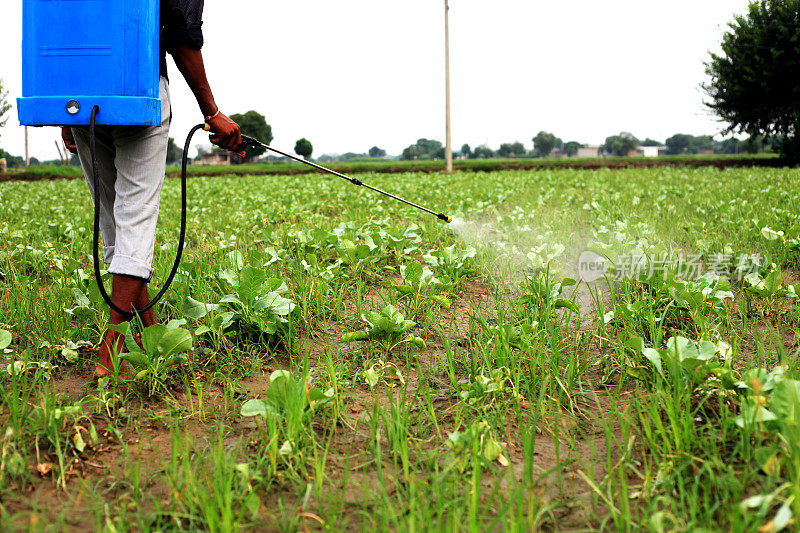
[{"x1": 17, "y1": 0, "x2": 161, "y2": 127}]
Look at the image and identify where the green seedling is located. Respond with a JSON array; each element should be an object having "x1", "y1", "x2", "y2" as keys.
[
  {"x1": 362, "y1": 359, "x2": 405, "y2": 388},
  {"x1": 447, "y1": 420, "x2": 509, "y2": 472},
  {"x1": 111, "y1": 320, "x2": 193, "y2": 395},
  {"x1": 459, "y1": 366, "x2": 522, "y2": 406},
  {"x1": 185, "y1": 265, "x2": 296, "y2": 340},
  {"x1": 394, "y1": 261, "x2": 451, "y2": 313},
  {"x1": 424, "y1": 244, "x2": 476, "y2": 284},
  {"x1": 240, "y1": 370, "x2": 334, "y2": 474},
  {"x1": 626, "y1": 335, "x2": 734, "y2": 389},
  {"x1": 340, "y1": 304, "x2": 425, "y2": 354},
  {"x1": 519, "y1": 272, "x2": 579, "y2": 316}
]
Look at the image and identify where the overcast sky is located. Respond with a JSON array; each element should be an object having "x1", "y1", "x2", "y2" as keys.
[{"x1": 1, "y1": 0, "x2": 752, "y2": 161}]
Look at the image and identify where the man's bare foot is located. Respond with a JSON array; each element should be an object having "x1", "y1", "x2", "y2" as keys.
[
  {"x1": 92, "y1": 274, "x2": 148, "y2": 381},
  {"x1": 137, "y1": 284, "x2": 158, "y2": 328}
]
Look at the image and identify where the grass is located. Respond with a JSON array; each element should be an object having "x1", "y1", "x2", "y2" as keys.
[{"x1": 0, "y1": 165, "x2": 798, "y2": 530}]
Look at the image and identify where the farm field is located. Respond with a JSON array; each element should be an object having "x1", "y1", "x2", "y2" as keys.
[
  {"x1": 0, "y1": 166, "x2": 799, "y2": 530},
  {"x1": 0, "y1": 152, "x2": 780, "y2": 183}
]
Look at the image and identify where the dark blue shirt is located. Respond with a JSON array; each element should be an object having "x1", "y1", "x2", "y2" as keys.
[{"x1": 160, "y1": 0, "x2": 205, "y2": 78}]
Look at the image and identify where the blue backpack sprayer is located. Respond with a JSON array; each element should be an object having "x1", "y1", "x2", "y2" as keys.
[{"x1": 18, "y1": 0, "x2": 451, "y2": 318}]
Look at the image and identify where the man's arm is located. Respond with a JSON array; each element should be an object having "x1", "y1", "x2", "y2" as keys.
[{"x1": 171, "y1": 46, "x2": 241, "y2": 151}]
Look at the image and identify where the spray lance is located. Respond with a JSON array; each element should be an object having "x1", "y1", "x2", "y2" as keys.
[{"x1": 90, "y1": 117, "x2": 452, "y2": 318}]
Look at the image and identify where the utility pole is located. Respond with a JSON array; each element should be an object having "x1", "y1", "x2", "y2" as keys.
[
  {"x1": 444, "y1": 0, "x2": 453, "y2": 172},
  {"x1": 25, "y1": 126, "x2": 30, "y2": 166}
]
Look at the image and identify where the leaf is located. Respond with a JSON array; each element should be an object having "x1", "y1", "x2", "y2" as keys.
[
  {"x1": 254, "y1": 292, "x2": 295, "y2": 316},
  {"x1": 409, "y1": 336, "x2": 426, "y2": 350},
  {"x1": 238, "y1": 266, "x2": 268, "y2": 304},
  {"x1": 642, "y1": 347, "x2": 664, "y2": 379},
  {"x1": 73, "y1": 430, "x2": 86, "y2": 453},
  {"x1": 429, "y1": 294, "x2": 451, "y2": 308},
  {"x1": 772, "y1": 501, "x2": 793, "y2": 532},
  {"x1": 218, "y1": 269, "x2": 239, "y2": 287},
  {"x1": 482, "y1": 434, "x2": 504, "y2": 462},
  {"x1": 0, "y1": 330, "x2": 11, "y2": 351},
  {"x1": 764, "y1": 270, "x2": 784, "y2": 296},
  {"x1": 625, "y1": 336, "x2": 644, "y2": 353},
  {"x1": 71, "y1": 288, "x2": 91, "y2": 308},
  {"x1": 554, "y1": 299, "x2": 579, "y2": 314},
  {"x1": 341, "y1": 331, "x2": 369, "y2": 342},
  {"x1": 363, "y1": 366, "x2": 380, "y2": 387},
  {"x1": 183, "y1": 296, "x2": 218, "y2": 320},
  {"x1": 156, "y1": 327, "x2": 193, "y2": 358},
  {"x1": 240, "y1": 399, "x2": 269, "y2": 417},
  {"x1": 770, "y1": 379, "x2": 800, "y2": 425},
  {"x1": 402, "y1": 261, "x2": 424, "y2": 286},
  {"x1": 109, "y1": 322, "x2": 143, "y2": 354},
  {"x1": 121, "y1": 351, "x2": 149, "y2": 368}
]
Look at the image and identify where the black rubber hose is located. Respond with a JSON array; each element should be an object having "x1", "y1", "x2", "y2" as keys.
[{"x1": 90, "y1": 105, "x2": 201, "y2": 319}]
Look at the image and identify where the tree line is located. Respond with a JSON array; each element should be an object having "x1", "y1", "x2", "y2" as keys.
[{"x1": 397, "y1": 131, "x2": 770, "y2": 161}]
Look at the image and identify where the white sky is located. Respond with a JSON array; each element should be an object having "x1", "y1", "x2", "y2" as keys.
[{"x1": 0, "y1": 0, "x2": 751, "y2": 161}]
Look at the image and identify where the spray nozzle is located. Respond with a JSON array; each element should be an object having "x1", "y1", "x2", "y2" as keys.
[{"x1": 437, "y1": 213, "x2": 452, "y2": 223}]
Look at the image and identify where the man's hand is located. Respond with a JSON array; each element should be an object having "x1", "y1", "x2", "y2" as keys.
[
  {"x1": 61, "y1": 127, "x2": 78, "y2": 154},
  {"x1": 207, "y1": 112, "x2": 242, "y2": 151}
]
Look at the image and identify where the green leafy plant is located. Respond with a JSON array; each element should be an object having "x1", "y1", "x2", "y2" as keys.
[
  {"x1": 111, "y1": 320, "x2": 193, "y2": 395},
  {"x1": 362, "y1": 359, "x2": 405, "y2": 388},
  {"x1": 626, "y1": 335, "x2": 734, "y2": 389},
  {"x1": 378, "y1": 223, "x2": 422, "y2": 259},
  {"x1": 447, "y1": 420, "x2": 509, "y2": 472},
  {"x1": 184, "y1": 266, "x2": 296, "y2": 341},
  {"x1": 459, "y1": 367, "x2": 522, "y2": 406},
  {"x1": 394, "y1": 261, "x2": 451, "y2": 313},
  {"x1": 424, "y1": 244, "x2": 476, "y2": 285},
  {"x1": 240, "y1": 370, "x2": 334, "y2": 469},
  {"x1": 519, "y1": 273, "x2": 579, "y2": 317},
  {"x1": 340, "y1": 304, "x2": 425, "y2": 354}
]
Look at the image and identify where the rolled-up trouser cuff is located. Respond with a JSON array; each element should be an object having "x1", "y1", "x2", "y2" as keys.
[
  {"x1": 109, "y1": 254, "x2": 154, "y2": 281},
  {"x1": 103, "y1": 245, "x2": 115, "y2": 265}
]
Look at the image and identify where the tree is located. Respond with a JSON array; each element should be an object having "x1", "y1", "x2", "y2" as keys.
[
  {"x1": 460, "y1": 144, "x2": 471, "y2": 158},
  {"x1": 563, "y1": 141, "x2": 581, "y2": 157},
  {"x1": 532, "y1": 131, "x2": 557, "y2": 158},
  {"x1": 665, "y1": 133, "x2": 693, "y2": 155},
  {"x1": 0, "y1": 148, "x2": 24, "y2": 168},
  {"x1": 472, "y1": 145, "x2": 494, "y2": 159},
  {"x1": 0, "y1": 79, "x2": 11, "y2": 144},
  {"x1": 166, "y1": 137, "x2": 183, "y2": 164},
  {"x1": 716, "y1": 137, "x2": 744, "y2": 154},
  {"x1": 294, "y1": 138, "x2": 313, "y2": 160},
  {"x1": 704, "y1": 0, "x2": 800, "y2": 163},
  {"x1": 640, "y1": 138, "x2": 661, "y2": 146},
  {"x1": 604, "y1": 132, "x2": 639, "y2": 156},
  {"x1": 689, "y1": 135, "x2": 715, "y2": 153},
  {"x1": 368, "y1": 146, "x2": 386, "y2": 158},
  {"x1": 497, "y1": 142, "x2": 525, "y2": 158},
  {"x1": 400, "y1": 138, "x2": 444, "y2": 160},
  {"x1": 229, "y1": 111, "x2": 272, "y2": 162}
]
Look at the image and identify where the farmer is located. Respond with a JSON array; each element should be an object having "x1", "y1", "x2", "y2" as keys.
[{"x1": 62, "y1": 0, "x2": 241, "y2": 378}]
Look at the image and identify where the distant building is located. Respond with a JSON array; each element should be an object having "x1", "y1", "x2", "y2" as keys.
[
  {"x1": 194, "y1": 152, "x2": 231, "y2": 166},
  {"x1": 631, "y1": 146, "x2": 668, "y2": 157},
  {"x1": 576, "y1": 145, "x2": 600, "y2": 158},
  {"x1": 641, "y1": 146, "x2": 667, "y2": 157}
]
